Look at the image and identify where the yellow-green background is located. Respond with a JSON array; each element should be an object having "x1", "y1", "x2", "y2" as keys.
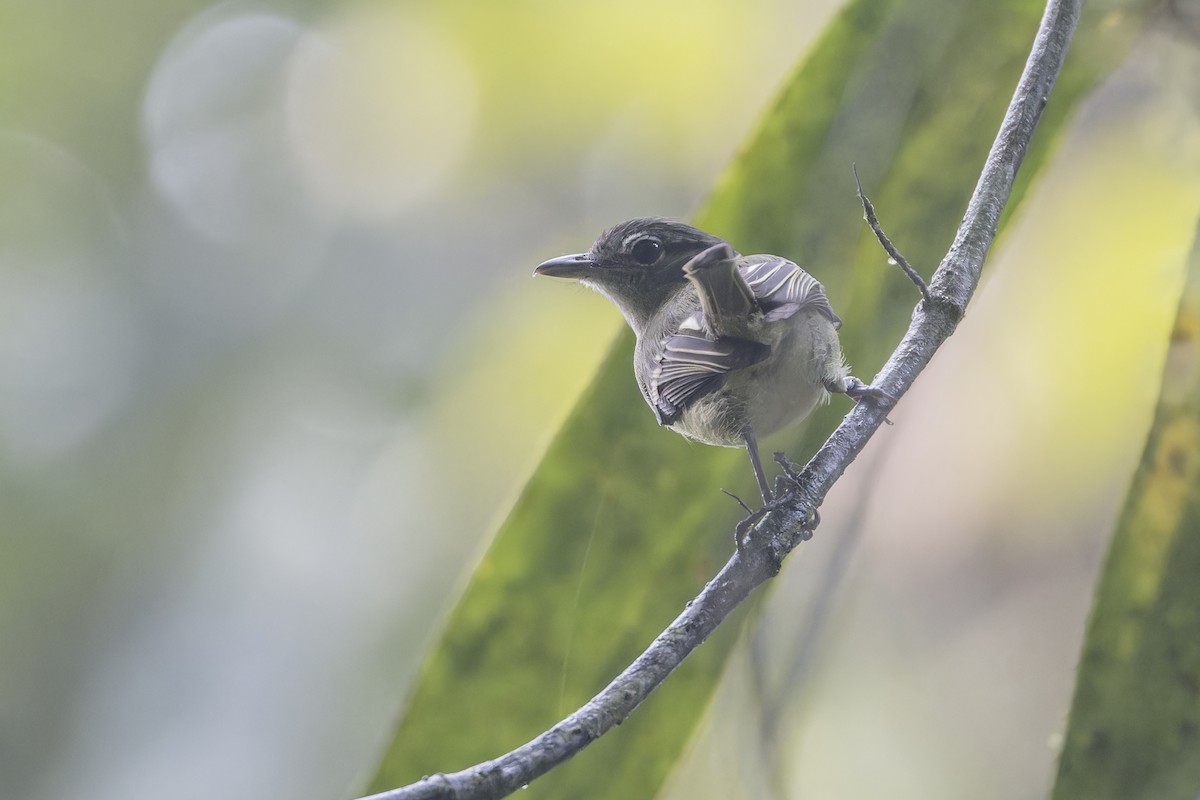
[{"x1": 2, "y1": 1, "x2": 1198, "y2": 799}]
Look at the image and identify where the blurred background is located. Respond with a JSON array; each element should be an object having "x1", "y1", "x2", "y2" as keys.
[
  {"x1": 0, "y1": 1, "x2": 841, "y2": 798},
  {"x1": 3, "y1": 1, "x2": 1200, "y2": 799}
]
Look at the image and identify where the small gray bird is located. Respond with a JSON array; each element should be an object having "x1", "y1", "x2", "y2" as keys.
[{"x1": 535, "y1": 217, "x2": 886, "y2": 505}]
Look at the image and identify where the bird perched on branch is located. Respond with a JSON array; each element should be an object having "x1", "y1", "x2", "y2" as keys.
[{"x1": 535, "y1": 217, "x2": 888, "y2": 505}]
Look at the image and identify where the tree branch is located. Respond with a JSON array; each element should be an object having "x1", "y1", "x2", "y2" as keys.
[{"x1": 361, "y1": 1, "x2": 1080, "y2": 797}]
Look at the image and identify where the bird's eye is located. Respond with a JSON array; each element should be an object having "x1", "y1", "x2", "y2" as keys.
[{"x1": 631, "y1": 238, "x2": 663, "y2": 265}]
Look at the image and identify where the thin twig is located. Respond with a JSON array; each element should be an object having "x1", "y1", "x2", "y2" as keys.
[
  {"x1": 362, "y1": 2, "x2": 1080, "y2": 797},
  {"x1": 720, "y1": 487, "x2": 755, "y2": 515},
  {"x1": 852, "y1": 163, "x2": 934, "y2": 306}
]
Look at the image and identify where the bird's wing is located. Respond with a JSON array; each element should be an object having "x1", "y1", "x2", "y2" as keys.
[
  {"x1": 681, "y1": 242, "x2": 756, "y2": 338},
  {"x1": 739, "y1": 255, "x2": 842, "y2": 329},
  {"x1": 650, "y1": 333, "x2": 770, "y2": 425}
]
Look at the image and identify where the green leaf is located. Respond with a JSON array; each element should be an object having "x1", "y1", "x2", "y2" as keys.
[
  {"x1": 364, "y1": 1, "x2": 1144, "y2": 797},
  {"x1": 1051, "y1": 226, "x2": 1200, "y2": 800}
]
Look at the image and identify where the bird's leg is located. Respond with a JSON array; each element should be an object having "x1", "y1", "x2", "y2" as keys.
[
  {"x1": 742, "y1": 426, "x2": 773, "y2": 505},
  {"x1": 731, "y1": 435, "x2": 774, "y2": 554}
]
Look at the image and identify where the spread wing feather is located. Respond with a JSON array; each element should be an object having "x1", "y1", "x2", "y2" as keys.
[
  {"x1": 739, "y1": 255, "x2": 842, "y2": 329},
  {"x1": 650, "y1": 334, "x2": 770, "y2": 425}
]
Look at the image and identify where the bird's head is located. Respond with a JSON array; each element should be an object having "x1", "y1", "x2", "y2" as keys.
[{"x1": 534, "y1": 217, "x2": 730, "y2": 334}]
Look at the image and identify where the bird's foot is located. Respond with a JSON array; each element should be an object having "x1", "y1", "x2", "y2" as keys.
[
  {"x1": 730, "y1": 473, "x2": 821, "y2": 552},
  {"x1": 841, "y1": 376, "x2": 896, "y2": 425},
  {"x1": 843, "y1": 376, "x2": 895, "y2": 404}
]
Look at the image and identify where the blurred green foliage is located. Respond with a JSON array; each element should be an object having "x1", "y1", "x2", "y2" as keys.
[
  {"x1": 0, "y1": 2, "x2": 211, "y2": 188},
  {"x1": 1052, "y1": 229, "x2": 1200, "y2": 800},
  {"x1": 364, "y1": 1, "x2": 1146, "y2": 797}
]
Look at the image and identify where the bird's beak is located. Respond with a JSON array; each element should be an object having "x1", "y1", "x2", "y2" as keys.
[{"x1": 533, "y1": 253, "x2": 597, "y2": 279}]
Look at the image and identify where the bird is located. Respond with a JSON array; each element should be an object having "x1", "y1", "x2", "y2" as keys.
[{"x1": 534, "y1": 217, "x2": 887, "y2": 506}]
